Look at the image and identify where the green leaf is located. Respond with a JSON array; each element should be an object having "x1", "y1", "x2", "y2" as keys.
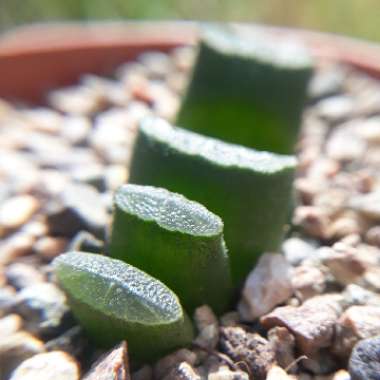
[
  {"x1": 109, "y1": 184, "x2": 232, "y2": 314},
  {"x1": 53, "y1": 251, "x2": 193, "y2": 361},
  {"x1": 177, "y1": 24, "x2": 313, "y2": 154},
  {"x1": 129, "y1": 117, "x2": 297, "y2": 285}
]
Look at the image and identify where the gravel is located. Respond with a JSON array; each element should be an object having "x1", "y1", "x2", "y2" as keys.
[{"x1": 1, "y1": 44, "x2": 380, "y2": 379}]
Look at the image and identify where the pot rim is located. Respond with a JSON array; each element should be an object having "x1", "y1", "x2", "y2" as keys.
[{"x1": 1, "y1": 21, "x2": 379, "y2": 103}]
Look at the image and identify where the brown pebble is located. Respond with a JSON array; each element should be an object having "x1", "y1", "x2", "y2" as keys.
[
  {"x1": 10, "y1": 351, "x2": 80, "y2": 380},
  {"x1": 34, "y1": 236, "x2": 68, "y2": 260},
  {"x1": 0, "y1": 195, "x2": 40, "y2": 232},
  {"x1": 0, "y1": 232, "x2": 35, "y2": 265},
  {"x1": 83, "y1": 342, "x2": 130, "y2": 380}
]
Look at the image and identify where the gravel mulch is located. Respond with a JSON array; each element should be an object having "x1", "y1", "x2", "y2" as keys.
[{"x1": 0, "y1": 44, "x2": 380, "y2": 380}]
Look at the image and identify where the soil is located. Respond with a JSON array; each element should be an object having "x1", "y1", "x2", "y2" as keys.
[{"x1": 0, "y1": 44, "x2": 380, "y2": 380}]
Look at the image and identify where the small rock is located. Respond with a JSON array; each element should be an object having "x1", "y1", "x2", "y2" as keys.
[
  {"x1": 138, "y1": 51, "x2": 174, "y2": 78},
  {"x1": 20, "y1": 108, "x2": 63, "y2": 134},
  {"x1": 0, "y1": 195, "x2": 40, "y2": 231},
  {"x1": 293, "y1": 206, "x2": 331, "y2": 240},
  {"x1": 0, "y1": 232, "x2": 36, "y2": 265},
  {"x1": 343, "y1": 284, "x2": 380, "y2": 307},
  {"x1": 154, "y1": 349, "x2": 197, "y2": 380},
  {"x1": 266, "y1": 365, "x2": 294, "y2": 380},
  {"x1": 193, "y1": 305, "x2": 219, "y2": 350},
  {"x1": 208, "y1": 365, "x2": 249, "y2": 380},
  {"x1": 349, "y1": 191, "x2": 380, "y2": 221},
  {"x1": 356, "y1": 116, "x2": 380, "y2": 144},
  {"x1": 361, "y1": 266, "x2": 380, "y2": 292},
  {"x1": 83, "y1": 341, "x2": 130, "y2": 380},
  {"x1": 5, "y1": 263, "x2": 45, "y2": 289},
  {"x1": 71, "y1": 164, "x2": 106, "y2": 192},
  {"x1": 365, "y1": 226, "x2": 380, "y2": 248},
  {"x1": 268, "y1": 327, "x2": 297, "y2": 373},
  {"x1": 318, "y1": 370, "x2": 351, "y2": 380},
  {"x1": 339, "y1": 306, "x2": 380, "y2": 342},
  {"x1": 0, "y1": 331, "x2": 45, "y2": 378},
  {"x1": 34, "y1": 236, "x2": 68, "y2": 260},
  {"x1": 308, "y1": 65, "x2": 345, "y2": 99},
  {"x1": 319, "y1": 245, "x2": 368, "y2": 286},
  {"x1": 10, "y1": 351, "x2": 80, "y2": 380},
  {"x1": 46, "y1": 183, "x2": 107, "y2": 238},
  {"x1": 0, "y1": 314, "x2": 23, "y2": 337},
  {"x1": 162, "y1": 362, "x2": 201, "y2": 380},
  {"x1": 349, "y1": 335, "x2": 380, "y2": 380},
  {"x1": 317, "y1": 96, "x2": 353, "y2": 123},
  {"x1": 281, "y1": 237, "x2": 317, "y2": 266},
  {"x1": 261, "y1": 295, "x2": 342, "y2": 355},
  {"x1": 220, "y1": 326, "x2": 275, "y2": 380},
  {"x1": 171, "y1": 46, "x2": 196, "y2": 72},
  {"x1": 14, "y1": 283, "x2": 69, "y2": 336},
  {"x1": 60, "y1": 115, "x2": 91, "y2": 145},
  {"x1": 45, "y1": 326, "x2": 86, "y2": 357},
  {"x1": 291, "y1": 265, "x2": 326, "y2": 301},
  {"x1": 0, "y1": 286, "x2": 17, "y2": 316},
  {"x1": 131, "y1": 365, "x2": 152, "y2": 380},
  {"x1": 239, "y1": 253, "x2": 293, "y2": 321}
]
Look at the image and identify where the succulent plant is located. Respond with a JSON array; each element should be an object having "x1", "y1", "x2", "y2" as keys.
[
  {"x1": 129, "y1": 117, "x2": 297, "y2": 285},
  {"x1": 176, "y1": 25, "x2": 313, "y2": 154},
  {"x1": 54, "y1": 252, "x2": 193, "y2": 361},
  {"x1": 109, "y1": 184, "x2": 232, "y2": 314}
]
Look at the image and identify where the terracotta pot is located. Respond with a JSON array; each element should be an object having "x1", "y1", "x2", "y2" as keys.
[{"x1": 1, "y1": 21, "x2": 380, "y2": 103}]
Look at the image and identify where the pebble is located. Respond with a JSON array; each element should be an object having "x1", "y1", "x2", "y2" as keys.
[
  {"x1": 365, "y1": 225, "x2": 380, "y2": 247},
  {"x1": 0, "y1": 232, "x2": 36, "y2": 265},
  {"x1": 261, "y1": 295, "x2": 342, "y2": 355},
  {"x1": 5, "y1": 263, "x2": 45, "y2": 289},
  {"x1": 46, "y1": 183, "x2": 108, "y2": 238},
  {"x1": 83, "y1": 341, "x2": 130, "y2": 380},
  {"x1": 9, "y1": 351, "x2": 80, "y2": 380},
  {"x1": 138, "y1": 51, "x2": 174, "y2": 79},
  {"x1": 153, "y1": 349, "x2": 197, "y2": 380},
  {"x1": 0, "y1": 331, "x2": 45, "y2": 378},
  {"x1": 34, "y1": 236, "x2": 68, "y2": 260},
  {"x1": 0, "y1": 286, "x2": 17, "y2": 316},
  {"x1": 20, "y1": 108, "x2": 64, "y2": 134},
  {"x1": 14, "y1": 282, "x2": 69, "y2": 336},
  {"x1": 60, "y1": 116, "x2": 91, "y2": 145},
  {"x1": 268, "y1": 327, "x2": 297, "y2": 373},
  {"x1": 338, "y1": 306, "x2": 380, "y2": 342},
  {"x1": 220, "y1": 326, "x2": 275, "y2": 380},
  {"x1": 239, "y1": 253, "x2": 293, "y2": 321},
  {"x1": 349, "y1": 191, "x2": 380, "y2": 221},
  {"x1": 162, "y1": 362, "x2": 201, "y2": 380},
  {"x1": 343, "y1": 284, "x2": 380, "y2": 307},
  {"x1": 208, "y1": 365, "x2": 249, "y2": 380},
  {"x1": 349, "y1": 335, "x2": 380, "y2": 380},
  {"x1": 281, "y1": 237, "x2": 317, "y2": 266},
  {"x1": 317, "y1": 96, "x2": 354, "y2": 123},
  {"x1": 0, "y1": 314, "x2": 23, "y2": 337},
  {"x1": 0, "y1": 195, "x2": 40, "y2": 232},
  {"x1": 291, "y1": 265, "x2": 326, "y2": 301},
  {"x1": 193, "y1": 305, "x2": 219, "y2": 349},
  {"x1": 266, "y1": 366, "x2": 294, "y2": 380},
  {"x1": 293, "y1": 206, "x2": 331, "y2": 240}
]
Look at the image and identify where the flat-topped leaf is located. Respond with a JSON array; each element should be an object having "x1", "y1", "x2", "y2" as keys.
[
  {"x1": 129, "y1": 118, "x2": 297, "y2": 285},
  {"x1": 53, "y1": 252, "x2": 193, "y2": 361},
  {"x1": 176, "y1": 24, "x2": 314, "y2": 154},
  {"x1": 110, "y1": 184, "x2": 231, "y2": 314}
]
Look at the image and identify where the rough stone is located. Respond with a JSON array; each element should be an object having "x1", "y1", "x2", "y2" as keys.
[
  {"x1": 291, "y1": 265, "x2": 326, "y2": 301},
  {"x1": 162, "y1": 362, "x2": 201, "y2": 380},
  {"x1": 0, "y1": 331, "x2": 45, "y2": 378},
  {"x1": 9, "y1": 351, "x2": 80, "y2": 380},
  {"x1": 0, "y1": 232, "x2": 36, "y2": 265},
  {"x1": 268, "y1": 327, "x2": 297, "y2": 373},
  {"x1": 349, "y1": 335, "x2": 380, "y2": 380},
  {"x1": 61, "y1": 115, "x2": 91, "y2": 145},
  {"x1": 0, "y1": 195, "x2": 40, "y2": 232},
  {"x1": 5, "y1": 262, "x2": 45, "y2": 289},
  {"x1": 239, "y1": 253, "x2": 293, "y2": 321},
  {"x1": 153, "y1": 349, "x2": 197, "y2": 380},
  {"x1": 193, "y1": 305, "x2": 219, "y2": 350},
  {"x1": 83, "y1": 342, "x2": 130, "y2": 380},
  {"x1": 349, "y1": 191, "x2": 380, "y2": 221},
  {"x1": 266, "y1": 366, "x2": 294, "y2": 380},
  {"x1": 281, "y1": 237, "x2": 317, "y2": 266},
  {"x1": 343, "y1": 284, "x2": 380, "y2": 307},
  {"x1": 219, "y1": 326, "x2": 275, "y2": 380},
  {"x1": 261, "y1": 295, "x2": 342, "y2": 355},
  {"x1": 0, "y1": 314, "x2": 23, "y2": 337},
  {"x1": 317, "y1": 96, "x2": 353, "y2": 123},
  {"x1": 34, "y1": 236, "x2": 68, "y2": 260},
  {"x1": 366, "y1": 225, "x2": 380, "y2": 248},
  {"x1": 13, "y1": 282, "x2": 69, "y2": 336},
  {"x1": 46, "y1": 183, "x2": 107, "y2": 238},
  {"x1": 207, "y1": 365, "x2": 249, "y2": 380},
  {"x1": 0, "y1": 286, "x2": 17, "y2": 316}
]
